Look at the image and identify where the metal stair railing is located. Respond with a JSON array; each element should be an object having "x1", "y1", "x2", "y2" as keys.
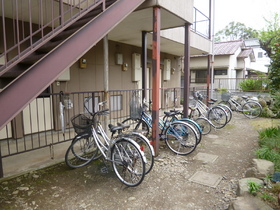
[{"x1": 0, "y1": 0, "x2": 114, "y2": 76}]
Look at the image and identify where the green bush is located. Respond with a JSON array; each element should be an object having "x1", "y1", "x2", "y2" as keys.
[{"x1": 239, "y1": 78, "x2": 269, "y2": 92}]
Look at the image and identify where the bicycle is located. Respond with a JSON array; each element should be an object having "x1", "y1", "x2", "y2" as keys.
[
  {"x1": 167, "y1": 109, "x2": 212, "y2": 136},
  {"x1": 189, "y1": 91, "x2": 229, "y2": 129},
  {"x1": 219, "y1": 92, "x2": 262, "y2": 119},
  {"x1": 108, "y1": 122, "x2": 155, "y2": 174},
  {"x1": 122, "y1": 100, "x2": 199, "y2": 155},
  {"x1": 65, "y1": 101, "x2": 147, "y2": 187}
]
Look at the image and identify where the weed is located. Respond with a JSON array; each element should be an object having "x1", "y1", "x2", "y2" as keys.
[
  {"x1": 247, "y1": 180, "x2": 261, "y2": 195},
  {"x1": 260, "y1": 192, "x2": 276, "y2": 202}
]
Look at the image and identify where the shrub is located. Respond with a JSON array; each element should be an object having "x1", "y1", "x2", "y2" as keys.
[{"x1": 238, "y1": 78, "x2": 269, "y2": 92}]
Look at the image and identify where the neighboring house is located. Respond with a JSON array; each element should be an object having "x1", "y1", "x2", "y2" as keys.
[
  {"x1": 190, "y1": 40, "x2": 256, "y2": 90},
  {"x1": 0, "y1": 0, "x2": 212, "y2": 177},
  {"x1": 244, "y1": 38, "x2": 270, "y2": 76}
]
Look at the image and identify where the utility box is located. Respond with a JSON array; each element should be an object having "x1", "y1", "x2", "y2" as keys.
[
  {"x1": 56, "y1": 67, "x2": 70, "y2": 81},
  {"x1": 132, "y1": 53, "x2": 141, "y2": 81},
  {"x1": 163, "y1": 59, "x2": 171, "y2": 81}
]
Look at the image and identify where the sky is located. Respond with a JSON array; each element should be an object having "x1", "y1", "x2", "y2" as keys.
[{"x1": 195, "y1": 0, "x2": 280, "y2": 33}]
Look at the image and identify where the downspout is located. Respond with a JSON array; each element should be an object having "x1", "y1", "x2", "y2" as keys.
[
  {"x1": 103, "y1": 35, "x2": 109, "y2": 131},
  {"x1": 210, "y1": 0, "x2": 215, "y2": 98},
  {"x1": 183, "y1": 23, "x2": 191, "y2": 118},
  {"x1": 142, "y1": 31, "x2": 147, "y2": 100},
  {"x1": 152, "y1": 7, "x2": 160, "y2": 156}
]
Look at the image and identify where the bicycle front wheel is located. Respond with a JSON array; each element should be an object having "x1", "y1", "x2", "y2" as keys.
[
  {"x1": 207, "y1": 106, "x2": 228, "y2": 129},
  {"x1": 122, "y1": 118, "x2": 150, "y2": 137},
  {"x1": 111, "y1": 139, "x2": 145, "y2": 187},
  {"x1": 242, "y1": 101, "x2": 262, "y2": 119},
  {"x1": 65, "y1": 134, "x2": 101, "y2": 168},
  {"x1": 164, "y1": 121, "x2": 198, "y2": 155},
  {"x1": 195, "y1": 117, "x2": 211, "y2": 135}
]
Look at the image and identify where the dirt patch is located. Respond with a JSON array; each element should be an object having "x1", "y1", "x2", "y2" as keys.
[{"x1": 0, "y1": 113, "x2": 276, "y2": 209}]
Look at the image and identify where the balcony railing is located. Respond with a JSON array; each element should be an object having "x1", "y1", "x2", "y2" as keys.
[{"x1": 192, "y1": 7, "x2": 210, "y2": 39}]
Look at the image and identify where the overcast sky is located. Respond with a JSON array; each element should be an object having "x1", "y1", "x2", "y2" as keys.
[{"x1": 195, "y1": 0, "x2": 280, "y2": 32}]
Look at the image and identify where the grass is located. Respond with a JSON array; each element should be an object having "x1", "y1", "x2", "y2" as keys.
[
  {"x1": 255, "y1": 126, "x2": 280, "y2": 208},
  {"x1": 256, "y1": 127, "x2": 280, "y2": 171}
]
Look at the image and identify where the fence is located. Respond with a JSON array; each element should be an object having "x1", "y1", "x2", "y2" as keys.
[{"x1": 0, "y1": 87, "x2": 191, "y2": 176}]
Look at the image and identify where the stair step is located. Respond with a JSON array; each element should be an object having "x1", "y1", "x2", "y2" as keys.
[
  {"x1": 51, "y1": 28, "x2": 79, "y2": 41},
  {"x1": 20, "y1": 53, "x2": 46, "y2": 65},
  {"x1": 36, "y1": 40, "x2": 63, "y2": 53}
]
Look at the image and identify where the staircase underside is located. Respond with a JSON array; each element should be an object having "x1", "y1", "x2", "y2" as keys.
[{"x1": 0, "y1": 0, "x2": 145, "y2": 130}]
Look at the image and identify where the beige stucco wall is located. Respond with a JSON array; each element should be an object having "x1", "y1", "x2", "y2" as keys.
[
  {"x1": 140, "y1": 0, "x2": 193, "y2": 23},
  {"x1": 52, "y1": 40, "x2": 182, "y2": 93}
]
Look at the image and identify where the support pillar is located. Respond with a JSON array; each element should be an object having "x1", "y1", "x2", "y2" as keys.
[
  {"x1": 152, "y1": 7, "x2": 160, "y2": 156},
  {"x1": 142, "y1": 31, "x2": 147, "y2": 100},
  {"x1": 183, "y1": 23, "x2": 191, "y2": 118}
]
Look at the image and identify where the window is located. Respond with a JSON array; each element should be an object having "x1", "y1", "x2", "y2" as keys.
[
  {"x1": 214, "y1": 70, "x2": 227, "y2": 75},
  {"x1": 258, "y1": 52, "x2": 263, "y2": 58},
  {"x1": 195, "y1": 70, "x2": 207, "y2": 83},
  {"x1": 110, "y1": 95, "x2": 122, "y2": 111}
]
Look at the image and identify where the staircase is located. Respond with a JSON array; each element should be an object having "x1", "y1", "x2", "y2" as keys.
[{"x1": 0, "y1": 0, "x2": 145, "y2": 130}]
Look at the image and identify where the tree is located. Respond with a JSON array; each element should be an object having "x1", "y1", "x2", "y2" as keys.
[
  {"x1": 268, "y1": 39, "x2": 280, "y2": 92},
  {"x1": 215, "y1": 21, "x2": 258, "y2": 42},
  {"x1": 258, "y1": 13, "x2": 280, "y2": 57}
]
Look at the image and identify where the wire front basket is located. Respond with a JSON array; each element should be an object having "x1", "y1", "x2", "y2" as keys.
[
  {"x1": 71, "y1": 114, "x2": 93, "y2": 135},
  {"x1": 221, "y1": 92, "x2": 231, "y2": 102}
]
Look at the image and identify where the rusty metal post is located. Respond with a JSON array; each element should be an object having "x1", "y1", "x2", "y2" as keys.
[
  {"x1": 183, "y1": 23, "x2": 191, "y2": 118},
  {"x1": 152, "y1": 7, "x2": 160, "y2": 156},
  {"x1": 142, "y1": 31, "x2": 147, "y2": 100}
]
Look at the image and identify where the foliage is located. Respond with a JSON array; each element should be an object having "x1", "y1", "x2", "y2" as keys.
[
  {"x1": 238, "y1": 78, "x2": 269, "y2": 92},
  {"x1": 247, "y1": 180, "x2": 261, "y2": 195},
  {"x1": 268, "y1": 39, "x2": 280, "y2": 93},
  {"x1": 258, "y1": 13, "x2": 280, "y2": 57},
  {"x1": 216, "y1": 88, "x2": 228, "y2": 93},
  {"x1": 270, "y1": 91, "x2": 280, "y2": 117},
  {"x1": 256, "y1": 127, "x2": 280, "y2": 171},
  {"x1": 215, "y1": 21, "x2": 258, "y2": 42},
  {"x1": 260, "y1": 192, "x2": 276, "y2": 202}
]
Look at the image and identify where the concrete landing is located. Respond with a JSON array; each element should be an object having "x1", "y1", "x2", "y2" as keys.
[{"x1": 189, "y1": 171, "x2": 223, "y2": 188}]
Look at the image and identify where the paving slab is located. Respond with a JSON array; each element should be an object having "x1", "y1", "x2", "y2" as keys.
[
  {"x1": 193, "y1": 152, "x2": 218, "y2": 163},
  {"x1": 212, "y1": 139, "x2": 232, "y2": 146},
  {"x1": 189, "y1": 171, "x2": 223, "y2": 188},
  {"x1": 206, "y1": 134, "x2": 219, "y2": 139}
]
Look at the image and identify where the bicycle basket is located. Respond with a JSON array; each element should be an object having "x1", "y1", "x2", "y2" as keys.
[
  {"x1": 71, "y1": 114, "x2": 92, "y2": 135},
  {"x1": 221, "y1": 92, "x2": 231, "y2": 101}
]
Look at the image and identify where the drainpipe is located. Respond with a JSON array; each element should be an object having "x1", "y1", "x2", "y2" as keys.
[
  {"x1": 142, "y1": 31, "x2": 147, "y2": 100},
  {"x1": 183, "y1": 23, "x2": 191, "y2": 118},
  {"x1": 103, "y1": 35, "x2": 109, "y2": 131},
  {"x1": 152, "y1": 7, "x2": 160, "y2": 156}
]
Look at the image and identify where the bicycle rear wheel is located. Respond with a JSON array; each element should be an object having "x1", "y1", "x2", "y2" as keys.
[
  {"x1": 122, "y1": 118, "x2": 150, "y2": 137},
  {"x1": 178, "y1": 119, "x2": 202, "y2": 144},
  {"x1": 217, "y1": 104, "x2": 232, "y2": 123},
  {"x1": 65, "y1": 134, "x2": 101, "y2": 168},
  {"x1": 194, "y1": 117, "x2": 211, "y2": 135},
  {"x1": 219, "y1": 101, "x2": 231, "y2": 110},
  {"x1": 164, "y1": 121, "x2": 198, "y2": 155},
  {"x1": 111, "y1": 138, "x2": 146, "y2": 187},
  {"x1": 207, "y1": 106, "x2": 228, "y2": 129},
  {"x1": 242, "y1": 101, "x2": 262, "y2": 119},
  {"x1": 123, "y1": 132, "x2": 154, "y2": 174}
]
